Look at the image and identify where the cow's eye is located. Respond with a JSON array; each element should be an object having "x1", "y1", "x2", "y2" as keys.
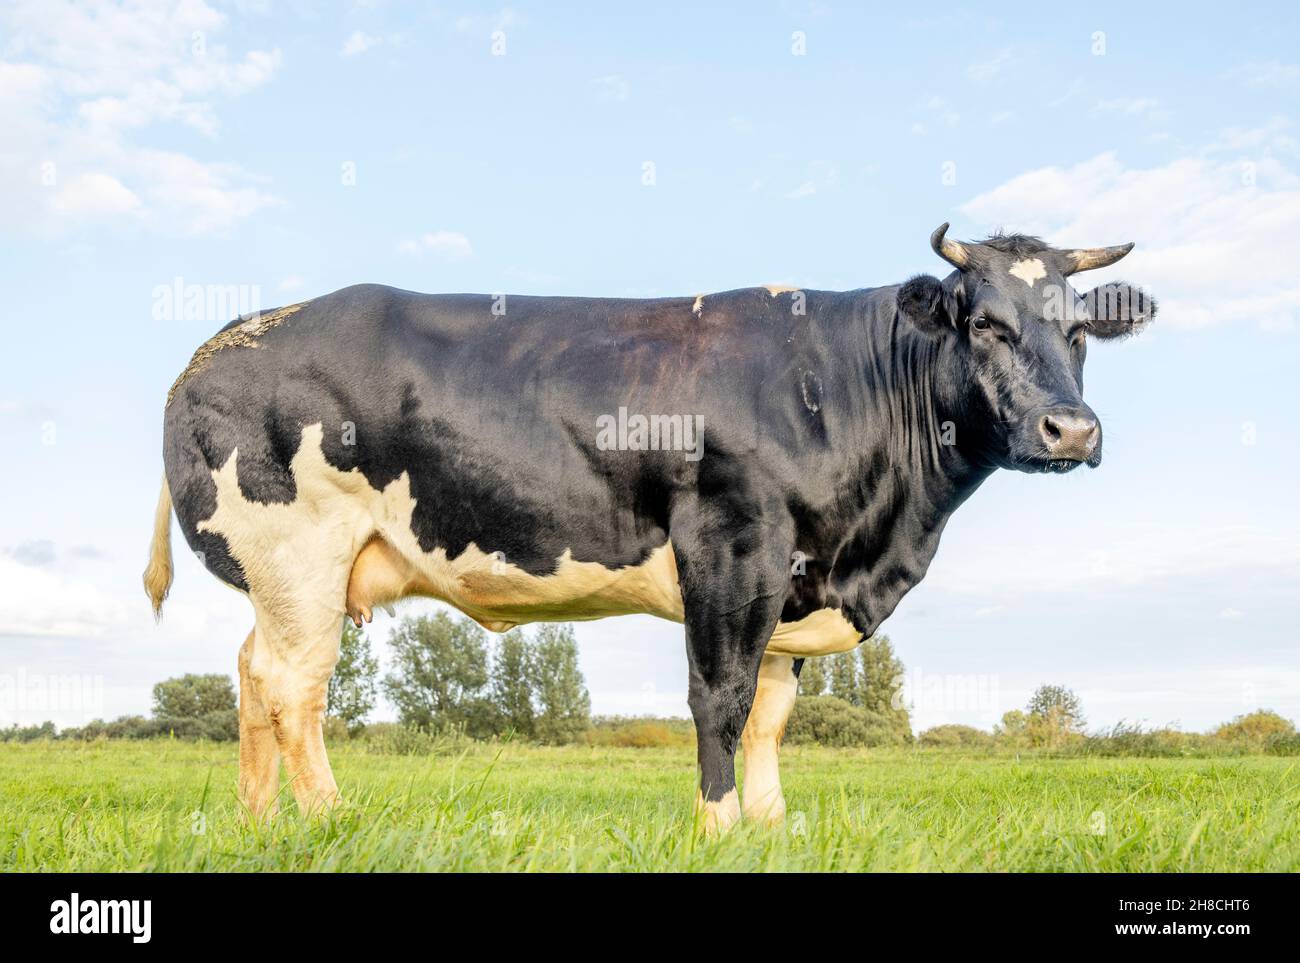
[{"x1": 970, "y1": 315, "x2": 991, "y2": 332}]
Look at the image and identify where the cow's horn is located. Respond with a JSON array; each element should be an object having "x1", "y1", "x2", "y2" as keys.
[
  {"x1": 930, "y1": 222, "x2": 971, "y2": 269},
  {"x1": 1063, "y1": 242, "x2": 1135, "y2": 275}
]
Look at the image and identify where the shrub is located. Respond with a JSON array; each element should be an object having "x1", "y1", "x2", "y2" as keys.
[
  {"x1": 0, "y1": 721, "x2": 57, "y2": 742},
  {"x1": 1072, "y1": 723, "x2": 1210, "y2": 758},
  {"x1": 785, "y1": 696, "x2": 907, "y2": 747},
  {"x1": 152, "y1": 674, "x2": 237, "y2": 719},
  {"x1": 918, "y1": 724, "x2": 995, "y2": 749},
  {"x1": 1214, "y1": 710, "x2": 1296, "y2": 749},
  {"x1": 155, "y1": 709, "x2": 240, "y2": 741},
  {"x1": 994, "y1": 709, "x2": 1030, "y2": 747},
  {"x1": 1265, "y1": 732, "x2": 1300, "y2": 756},
  {"x1": 356, "y1": 722, "x2": 464, "y2": 755},
  {"x1": 584, "y1": 716, "x2": 695, "y2": 748}
]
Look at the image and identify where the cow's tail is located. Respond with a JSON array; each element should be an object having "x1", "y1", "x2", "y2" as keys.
[{"x1": 143, "y1": 474, "x2": 174, "y2": 620}]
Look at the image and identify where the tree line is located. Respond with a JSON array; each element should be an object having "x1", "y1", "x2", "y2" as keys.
[
  {"x1": 0, "y1": 612, "x2": 591, "y2": 745},
  {"x1": 4, "y1": 617, "x2": 1297, "y2": 757},
  {"x1": 1, "y1": 673, "x2": 242, "y2": 743},
  {"x1": 919, "y1": 684, "x2": 1300, "y2": 756}
]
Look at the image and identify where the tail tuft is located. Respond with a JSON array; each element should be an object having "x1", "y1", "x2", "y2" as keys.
[{"x1": 143, "y1": 474, "x2": 174, "y2": 619}]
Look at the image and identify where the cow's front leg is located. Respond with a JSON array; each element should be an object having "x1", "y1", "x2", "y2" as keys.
[
  {"x1": 675, "y1": 516, "x2": 791, "y2": 835},
  {"x1": 741, "y1": 654, "x2": 801, "y2": 825}
]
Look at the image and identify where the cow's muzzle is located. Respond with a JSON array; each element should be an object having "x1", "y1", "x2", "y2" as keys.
[{"x1": 1012, "y1": 405, "x2": 1102, "y2": 472}]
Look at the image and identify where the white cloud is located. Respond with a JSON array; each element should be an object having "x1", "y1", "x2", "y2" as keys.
[
  {"x1": 926, "y1": 524, "x2": 1300, "y2": 598},
  {"x1": 0, "y1": 0, "x2": 282, "y2": 235},
  {"x1": 1094, "y1": 97, "x2": 1161, "y2": 118},
  {"x1": 921, "y1": 95, "x2": 959, "y2": 128},
  {"x1": 4, "y1": 540, "x2": 56, "y2": 567},
  {"x1": 959, "y1": 128, "x2": 1300, "y2": 330},
  {"x1": 0, "y1": 550, "x2": 246, "y2": 648},
  {"x1": 279, "y1": 275, "x2": 305, "y2": 292},
  {"x1": 126, "y1": 147, "x2": 278, "y2": 234},
  {"x1": 1226, "y1": 60, "x2": 1300, "y2": 88},
  {"x1": 1048, "y1": 77, "x2": 1085, "y2": 108},
  {"x1": 967, "y1": 48, "x2": 1012, "y2": 83},
  {"x1": 592, "y1": 74, "x2": 629, "y2": 103},
  {"x1": 48, "y1": 172, "x2": 141, "y2": 219},
  {"x1": 455, "y1": 7, "x2": 519, "y2": 33},
  {"x1": 397, "y1": 230, "x2": 474, "y2": 259},
  {"x1": 341, "y1": 30, "x2": 382, "y2": 57},
  {"x1": 785, "y1": 160, "x2": 838, "y2": 200},
  {"x1": 0, "y1": 556, "x2": 132, "y2": 639}
]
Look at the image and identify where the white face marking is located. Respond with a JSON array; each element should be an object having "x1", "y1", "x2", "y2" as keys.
[
  {"x1": 1008, "y1": 258, "x2": 1046, "y2": 287},
  {"x1": 692, "y1": 294, "x2": 704, "y2": 316}
]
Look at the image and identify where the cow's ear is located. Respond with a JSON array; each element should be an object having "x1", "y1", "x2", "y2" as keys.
[
  {"x1": 897, "y1": 274, "x2": 956, "y2": 334},
  {"x1": 1082, "y1": 281, "x2": 1157, "y2": 340}
]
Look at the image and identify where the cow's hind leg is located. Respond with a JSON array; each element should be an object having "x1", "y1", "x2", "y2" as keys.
[
  {"x1": 243, "y1": 564, "x2": 353, "y2": 815},
  {"x1": 741, "y1": 654, "x2": 800, "y2": 825},
  {"x1": 237, "y1": 629, "x2": 281, "y2": 820}
]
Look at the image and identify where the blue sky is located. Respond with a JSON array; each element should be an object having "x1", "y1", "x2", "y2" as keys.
[{"x1": 2, "y1": 1, "x2": 1298, "y2": 733}]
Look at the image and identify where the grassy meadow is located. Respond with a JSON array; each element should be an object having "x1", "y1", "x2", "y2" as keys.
[{"x1": 2, "y1": 739, "x2": 1298, "y2": 872}]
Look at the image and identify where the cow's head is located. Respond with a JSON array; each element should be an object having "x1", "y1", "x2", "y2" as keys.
[{"x1": 898, "y1": 223, "x2": 1156, "y2": 474}]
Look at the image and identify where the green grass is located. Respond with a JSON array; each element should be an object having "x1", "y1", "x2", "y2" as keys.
[{"x1": 2, "y1": 739, "x2": 1297, "y2": 871}]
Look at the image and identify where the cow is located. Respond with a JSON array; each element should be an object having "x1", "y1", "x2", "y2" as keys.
[{"x1": 143, "y1": 224, "x2": 1155, "y2": 831}]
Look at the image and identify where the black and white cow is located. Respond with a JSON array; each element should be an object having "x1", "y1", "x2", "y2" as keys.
[{"x1": 144, "y1": 225, "x2": 1155, "y2": 830}]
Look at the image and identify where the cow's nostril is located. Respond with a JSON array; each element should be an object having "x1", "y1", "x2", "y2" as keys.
[{"x1": 1037, "y1": 410, "x2": 1099, "y2": 458}]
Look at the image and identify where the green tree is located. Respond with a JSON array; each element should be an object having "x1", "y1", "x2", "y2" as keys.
[
  {"x1": 1215, "y1": 710, "x2": 1295, "y2": 748},
  {"x1": 383, "y1": 613, "x2": 492, "y2": 735},
  {"x1": 1026, "y1": 684, "x2": 1086, "y2": 747},
  {"x1": 530, "y1": 624, "x2": 590, "y2": 744},
  {"x1": 827, "y1": 651, "x2": 859, "y2": 704},
  {"x1": 150, "y1": 673, "x2": 238, "y2": 740},
  {"x1": 995, "y1": 709, "x2": 1030, "y2": 746},
  {"x1": 328, "y1": 621, "x2": 379, "y2": 734},
  {"x1": 857, "y1": 634, "x2": 910, "y2": 739},
  {"x1": 798, "y1": 657, "x2": 827, "y2": 696},
  {"x1": 491, "y1": 629, "x2": 535, "y2": 738},
  {"x1": 152, "y1": 674, "x2": 236, "y2": 719}
]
